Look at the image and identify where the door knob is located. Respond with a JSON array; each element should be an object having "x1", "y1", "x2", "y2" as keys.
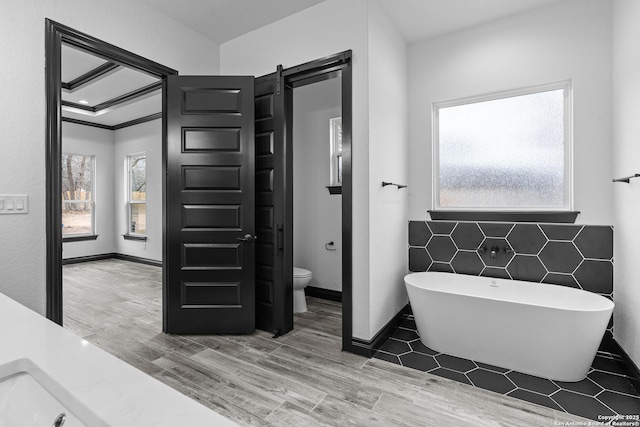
[{"x1": 236, "y1": 233, "x2": 254, "y2": 242}]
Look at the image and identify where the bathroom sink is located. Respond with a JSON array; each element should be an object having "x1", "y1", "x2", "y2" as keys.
[{"x1": 0, "y1": 358, "x2": 104, "y2": 427}]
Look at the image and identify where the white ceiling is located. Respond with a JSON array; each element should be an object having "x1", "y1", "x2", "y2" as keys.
[
  {"x1": 377, "y1": 0, "x2": 570, "y2": 43},
  {"x1": 140, "y1": 0, "x2": 570, "y2": 45},
  {"x1": 139, "y1": 0, "x2": 326, "y2": 44}
]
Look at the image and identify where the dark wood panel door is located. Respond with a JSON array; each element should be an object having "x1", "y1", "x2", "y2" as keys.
[
  {"x1": 164, "y1": 75, "x2": 255, "y2": 334},
  {"x1": 254, "y1": 70, "x2": 293, "y2": 336}
]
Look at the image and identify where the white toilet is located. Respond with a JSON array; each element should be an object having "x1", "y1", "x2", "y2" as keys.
[{"x1": 293, "y1": 267, "x2": 312, "y2": 313}]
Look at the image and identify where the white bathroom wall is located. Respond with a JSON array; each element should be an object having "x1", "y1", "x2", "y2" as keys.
[
  {"x1": 222, "y1": 0, "x2": 410, "y2": 341},
  {"x1": 407, "y1": 0, "x2": 613, "y2": 226},
  {"x1": 612, "y1": 0, "x2": 640, "y2": 368},
  {"x1": 293, "y1": 78, "x2": 342, "y2": 292},
  {"x1": 366, "y1": 0, "x2": 409, "y2": 339},
  {"x1": 114, "y1": 120, "x2": 163, "y2": 262},
  {"x1": 61, "y1": 122, "x2": 116, "y2": 259},
  {"x1": 0, "y1": 0, "x2": 220, "y2": 315},
  {"x1": 220, "y1": 0, "x2": 374, "y2": 339}
]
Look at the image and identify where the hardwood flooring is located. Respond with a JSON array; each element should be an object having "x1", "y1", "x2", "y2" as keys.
[{"x1": 63, "y1": 259, "x2": 590, "y2": 426}]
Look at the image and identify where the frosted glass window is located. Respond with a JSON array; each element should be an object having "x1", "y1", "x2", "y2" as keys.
[
  {"x1": 435, "y1": 83, "x2": 571, "y2": 210},
  {"x1": 330, "y1": 117, "x2": 342, "y2": 186}
]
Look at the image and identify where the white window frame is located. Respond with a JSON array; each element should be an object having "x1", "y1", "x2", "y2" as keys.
[
  {"x1": 61, "y1": 153, "x2": 96, "y2": 236},
  {"x1": 330, "y1": 117, "x2": 343, "y2": 186},
  {"x1": 127, "y1": 152, "x2": 146, "y2": 236},
  {"x1": 432, "y1": 81, "x2": 573, "y2": 211}
]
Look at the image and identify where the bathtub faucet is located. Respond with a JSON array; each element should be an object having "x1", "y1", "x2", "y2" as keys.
[{"x1": 490, "y1": 245, "x2": 500, "y2": 259}]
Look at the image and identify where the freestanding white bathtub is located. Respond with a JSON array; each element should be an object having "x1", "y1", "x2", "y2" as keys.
[{"x1": 404, "y1": 272, "x2": 614, "y2": 382}]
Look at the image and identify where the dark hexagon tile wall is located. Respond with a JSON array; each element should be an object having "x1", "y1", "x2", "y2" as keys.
[
  {"x1": 574, "y1": 227, "x2": 614, "y2": 259},
  {"x1": 451, "y1": 222, "x2": 484, "y2": 250},
  {"x1": 427, "y1": 236, "x2": 457, "y2": 262},
  {"x1": 408, "y1": 221, "x2": 431, "y2": 247},
  {"x1": 478, "y1": 238, "x2": 513, "y2": 268},
  {"x1": 507, "y1": 224, "x2": 547, "y2": 254},
  {"x1": 408, "y1": 220, "x2": 615, "y2": 339},
  {"x1": 539, "y1": 241, "x2": 583, "y2": 274}
]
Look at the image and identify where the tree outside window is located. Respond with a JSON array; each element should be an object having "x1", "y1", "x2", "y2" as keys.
[
  {"x1": 62, "y1": 153, "x2": 95, "y2": 236},
  {"x1": 128, "y1": 153, "x2": 146, "y2": 235}
]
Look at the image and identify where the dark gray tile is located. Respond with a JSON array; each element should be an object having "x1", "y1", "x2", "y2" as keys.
[
  {"x1": 598, "y1": 391, "x2": 640, "y2": 416},
  {"x1": 574, "y1": 260, "x2": 613, "y2": 294},
  {"x1": 378, "y1": 339, "x2": 411, "y2": 356},
  {"x1": 539, "y1": 224, "x2": 582, "y2": 241},
  {"x1": 478, "y1": 222, "x2": 513, "y2": 237},
  {"x1": 400, "y1": 318, "x2": 416, "y2": 330},
  {"x1": 538, "y1": 241, "x2": 583, "y2": 274},
  {"x1": 475, "y1": 362, "x2": 510, "y2": 374},
  {"x1": 390, "y1": 328, "x2": 419, "y2": 342},
  {"x1": 467, "y1": 368, "x2": 516, "y2": 394},
  {"x1": 507, "y1": 224, "x2": 547, "y2": 254},
  {"x1": 373, "y1": 351, "x2": 400, "y2": 365},
  {"x1": 599, "y1": 332, "x2": 615, "y2": 353},
  {"x1": 543, "y1": 273, "x2": 580, "y2": 289},
  {"x1": 478, "y1": 238, "x2": 513, "y2": 268},
  {"x1": 574, "y1": 226, "x2": 613, "y2": 260},
  {"x1": 506, "y1": 371, "x2": 559, "y2": 395},
  {"x1": 507, "y1": 389, "x2": 563, "y2": 411},
  {"x1": 451, "y1": 251, "x2": 484, "y2": 275},
  {"x1": 554, "y1": 377, "x2": 603, "y2": 397},
  {"x1": 430, "y1": 368, "x2": 472, "y2": 385},
  {"x1": 409, "y1": 248, "x2": 431, "y2": 272},
  {"x1": 400, "y1": 352, "x2": 439, "y2": 372},
  {"x1": 592, "y1": 356, "x2": 627, "y2": 376},
  {"x1": 451, "y1": 222, "x2": 484, "y2": 250},
  {"x1": 409, "y1": 340, "x2": 438, "y2": 356},
  {"x1": 480, "y1": 268, "x2": 511, "y2": 279},
  {"x1": 429, "y1": 263, "x2": 454, "y2": 273},
  {"x1": 427, "y1": 221, "x2": 456, "y2": 235},
  {"x1": 435, "y1": 354, "x2": 476, "y2": 373},
  {"x1": 507, "y1": 224, "x2": 547, "y2": 255},
  {"x1": 552, "y1": 390, "x2": 615, "y2": 420},
  {"x1": 506, "y1": 255, "x2": 547, "y2": 282},
  {"x1": 589, "y1": 371, "x2": 640, "y2": 396},
  {"x1": 426, "y1": 236, "x2": 457, "y2": 262},
  {"x1": 408, "y1": 221, "x2": 431, "y2": 247}
]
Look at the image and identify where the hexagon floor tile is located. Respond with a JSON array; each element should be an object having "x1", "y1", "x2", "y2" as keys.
[{"x1": 373, "y1": 314, "x2": 640, "y2": 422}]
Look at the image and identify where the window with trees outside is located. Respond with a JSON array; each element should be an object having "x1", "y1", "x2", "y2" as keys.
[
  {"x1": 330, "y1": 117, "x2": 342, "y2": 186},
  {"x1": 62, "y1": 153, "x2": 95, "y2": 237},
  {"x1": 434, "y1": 81, "x2": 571, "y2": 211},
  {"x1": 127, "y1": 153, "x2": 146, "y2": 236}
]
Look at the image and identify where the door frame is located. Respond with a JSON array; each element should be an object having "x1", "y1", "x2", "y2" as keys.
[
  {"x1": 279, "y1": 51, "x2": 354, "y2": 352},
  {"x1": 45, "y1": 21, "x2": 356, "y2": 354},
  {"x1": 44, "y1": 19, "x2": 177, "y2": 324}
]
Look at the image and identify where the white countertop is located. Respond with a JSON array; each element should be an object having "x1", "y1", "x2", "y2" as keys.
[{"x1": 0, "y1": 292, "x2": 238, "y2": 426}]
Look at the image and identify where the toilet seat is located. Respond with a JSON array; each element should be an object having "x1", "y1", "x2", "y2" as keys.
[{"x1": 293, "y1": 267, "x2": 312, "y2": 279}]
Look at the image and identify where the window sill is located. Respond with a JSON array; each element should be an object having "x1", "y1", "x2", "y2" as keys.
[
  {"x1": 63, "y1": 234, "x2": 98, "y2": 243},
  {"x1": 428, "y1": 210, "x2": 580, "y2": 223},
  {"x1": 327, "y1": 186, "x2": 342, "y2": 195},
  {"x1": 123, "y1": 234, "x2": 147, "y2": 242}
]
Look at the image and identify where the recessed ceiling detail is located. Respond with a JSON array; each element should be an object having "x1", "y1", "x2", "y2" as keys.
[{"x1": 61, "y1": 43, "x2": 161, "y2": 129}]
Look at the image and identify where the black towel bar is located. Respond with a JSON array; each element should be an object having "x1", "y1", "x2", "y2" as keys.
[
  {"x1": 612, "y1": 174, "x2": 640, "y2": 183},
  {"x1": 382, "y1": 181, "x2": 407, "y2": 189}
]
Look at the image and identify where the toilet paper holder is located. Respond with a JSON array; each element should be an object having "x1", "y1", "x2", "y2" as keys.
[{"x1": 325, "y1": 241, "x2": 337, "y2": 251}]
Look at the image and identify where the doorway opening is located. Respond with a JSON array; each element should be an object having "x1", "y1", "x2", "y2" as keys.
[
  {"x1": 46, "y1": 20, "x2": 355, "y2": 353},
  {"x1": 291, "y1": 75, "x2": 343, "y2": 328},
  {"x1": 45, "y1": 19, "x2": 176, "y2": 325}
]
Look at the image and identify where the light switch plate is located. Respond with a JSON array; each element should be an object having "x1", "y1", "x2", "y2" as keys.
[{"x1": 0, "y1": 195, "x2": 28, "y2": 214}]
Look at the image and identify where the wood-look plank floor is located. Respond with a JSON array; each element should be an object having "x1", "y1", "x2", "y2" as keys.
[{"x1": 63, "y1": 259, "x2": 590, "y2": 426}]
